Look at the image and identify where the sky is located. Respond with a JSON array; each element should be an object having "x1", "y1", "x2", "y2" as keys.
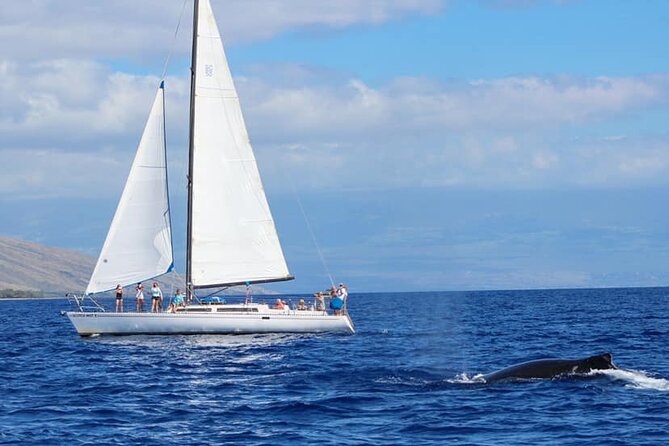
[{"x1": 1, "y1": 0, "x2": 669, "y2": 293}]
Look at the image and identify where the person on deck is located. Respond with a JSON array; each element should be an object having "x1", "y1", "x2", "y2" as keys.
[
  {"x1": 274, "y1": 298, "x2": 285, "y2": 310},
  {"x1": 337, "y1": 283, "x2": 348, "y2": 301},
  {"x1": 330, "y1": 283, "x2": 347, "y2": 316},
  {"x1": 115, "y1": 284, "x2": 123, "y2": 313},
  {"x1": 313, "y1": 292, "x2": 325, "y2": 311},
  {"x1": 297, "y1": 299, "x2": 307, "y2": 310},
  {"x1": 151, "y1": 282, "x2": 163, "y2": 313},
  {"x1": 135, "y1": 283, "x2": 145, "y2": 312},
  {"x1": 170, "y1": 289, "x2": 186, "y2": 313}
]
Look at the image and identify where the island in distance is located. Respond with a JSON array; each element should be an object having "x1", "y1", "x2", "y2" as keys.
[
  {"x1": 0, "y1": 236, "x2": 273, "y2": 298},
  {"x1": 0, "y1": 236, "x2": 93, "y2": 297}
]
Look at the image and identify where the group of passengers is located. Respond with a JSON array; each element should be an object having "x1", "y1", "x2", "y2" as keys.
[
  {"x1": 114, "y1": 282, "x2": 348, "y2": 315},
  {"x1": 114, "y1": 283, "x2": 186, "y2": 313},
  {"x1": 274, "y1": 282, "x2": 348, "y2": 315}
]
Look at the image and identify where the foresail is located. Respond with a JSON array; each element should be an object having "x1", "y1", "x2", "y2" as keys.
[
  {"x1": 86, "y1": 83, "x2": 173, "y2": 294},
  {"x1": 190, "y1": 0, "x2": 291, "y2": 288}
]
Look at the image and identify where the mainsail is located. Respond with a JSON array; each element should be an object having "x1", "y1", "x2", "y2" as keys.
[
  {"x1": 86, "y1": 82, "x2": 173, "y2": 294},
  {"x1": 188, "y1": 0, "x2": 291, "y2": 288}
]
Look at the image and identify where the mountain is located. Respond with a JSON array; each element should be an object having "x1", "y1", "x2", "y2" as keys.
[
  {"x1": 0, "y1": 236, "x2": 276, "y2": 297},
  {"x1": 0, "y1": 236, "x2": 94, "y2": 295}
]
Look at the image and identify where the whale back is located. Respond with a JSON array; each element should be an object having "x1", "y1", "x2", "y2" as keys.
[
  {"x1": 483, "y1": 353, "x2": 616, "y2": 383},
  {"x1": 574, "y1": 353, "x2": 616, "y2": 373}
]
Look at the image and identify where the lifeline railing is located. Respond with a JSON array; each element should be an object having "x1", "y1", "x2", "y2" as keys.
[{"x1": 66, "y1": 293, "x2": 106, "y2": 312}]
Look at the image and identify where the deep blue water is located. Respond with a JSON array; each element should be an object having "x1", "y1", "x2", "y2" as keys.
[{"x1": 1, "y1": 288, "x2": 669, "y2": 445}]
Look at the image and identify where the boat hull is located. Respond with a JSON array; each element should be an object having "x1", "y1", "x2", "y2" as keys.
[{"x1": 66, "y1": 311, "x2": 355, "y2": 336}]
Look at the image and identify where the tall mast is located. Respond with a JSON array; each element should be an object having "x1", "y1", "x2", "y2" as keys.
[
  {"x1": 161, "y1": 80, "x2": 175, "y2": 271},
  {"x1": 186, "y1": 0, "x2": 199, "y2": 300}
]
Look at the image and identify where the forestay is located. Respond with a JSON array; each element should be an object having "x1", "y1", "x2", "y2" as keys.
[
  {"x1": 190, "y1": 0, "x2": 291, "y2": 288},
  {"x1": 86, "y1": 83, "x2": 173, "y2": 294}
]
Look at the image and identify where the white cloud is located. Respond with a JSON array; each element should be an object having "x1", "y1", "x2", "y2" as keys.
[
  {"x1": 0, "y1": 59, "x2": 191, "y2": 198},
  {"x1": 2, "y1": 59, "x2": 192, "y2": 141},
  {"x1": 3, "y1": 57, "x2": 669, "y2": 199},
  {"x1": 0, "y1": 148, "x2": 121, "y2": 199},
  {"x1": 242, "y1": 72, "x2": 669, "y2": 190},
  {"x1": 0, "y1": 0, "x2": 446, "y2": 62},
  {"x1": 244, "y1": 74, "x2": 669, "y2": 139}
]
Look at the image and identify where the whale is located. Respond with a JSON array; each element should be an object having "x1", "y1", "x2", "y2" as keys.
[{"x1": 482, "y1": 353, "x2": 616, "y2": 383}]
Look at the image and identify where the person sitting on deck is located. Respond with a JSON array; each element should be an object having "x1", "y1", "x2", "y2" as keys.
[
  {"x1": 297, "y1": 299, "x2": 307, "y2": 310},
  {"x1": 274, "y1": 298, "x2": 285, "y2": 310},
  {"x1": 170, "y1": 289, "x2": 186, "y2": 313}
]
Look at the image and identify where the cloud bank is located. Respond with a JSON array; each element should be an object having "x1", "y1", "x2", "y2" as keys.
[
  {"x1": 2, "y1": 58, "x2": 669, "y2": 198},
  {"x1": 0, "y1": 0, "x2": 446, "y2": 62}
]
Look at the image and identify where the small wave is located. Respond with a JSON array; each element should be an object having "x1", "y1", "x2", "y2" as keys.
[
  {"x1": 595, "y1": 368, "x2": 669, "y2": 391},
  {"x1": 446, "y1": 373, "x2": 485, "y2": 384},
  {"x1": 374, "y1": 374, "x2": 431, "y2": 387}
]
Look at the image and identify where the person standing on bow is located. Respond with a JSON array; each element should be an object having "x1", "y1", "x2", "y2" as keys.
[
  {"x1": 115, "y1": 284, "x2": 124, "y2": 313},
  {"x1": 135, "y1": 282, "x2": 145, "y2": 312},
  {"x1": 151, "y1": 282, "x2": 163, "y2": 313},
  {"x1": 337, "y1": 283, "x2": 348, "y2": 302},
  {"x1": 330, "y1": 283, "x2": 347, "y2": 316}
]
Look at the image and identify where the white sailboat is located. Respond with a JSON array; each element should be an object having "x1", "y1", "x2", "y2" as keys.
[{"x1": 65, "y1": 0, "x2": 354, "y2": 336}]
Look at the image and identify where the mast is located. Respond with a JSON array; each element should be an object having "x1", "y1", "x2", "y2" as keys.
[
  {"x1": 161, "y1": 79, "x2": 175, "y2": 273},
  {"x1": 186, "y1": 0, "x2": 199, "y2": 300},
  {"x1": 186, "y1": 0, "x2": 293, "y2": 290}
]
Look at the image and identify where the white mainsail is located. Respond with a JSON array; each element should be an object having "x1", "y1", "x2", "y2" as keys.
[
  {"x1": 190, "y1": 0, "x2": 291, "y2": 288},
  {"x1": 86, "y1": 83, "x2": 173, "y2": 294}
]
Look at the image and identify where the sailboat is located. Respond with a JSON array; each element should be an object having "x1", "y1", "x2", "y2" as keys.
[{"x1": 65, "y1": 0, "x2": 354, "y2": 336}]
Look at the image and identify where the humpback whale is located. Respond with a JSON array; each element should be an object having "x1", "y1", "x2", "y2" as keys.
[{"x1": 483, "y1": 353, "x2": 616, "y2": 383}]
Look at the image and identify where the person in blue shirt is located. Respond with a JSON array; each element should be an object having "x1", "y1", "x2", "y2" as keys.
[
  {"x1": 330, "y1": 283, "x2": 347, "y2": 315},
  {"x1": 170, "y1": 289, "x2": 186, "y2": 313},
  {"x1": 150, "y1": 282, "x2": 163, "y2": 313}
]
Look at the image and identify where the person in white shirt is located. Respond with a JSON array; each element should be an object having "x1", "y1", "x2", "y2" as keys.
[
  {"x1": 337, "y1": 283, "x2": 348, "y2": 300},
  {"x1": 135, "y1": 283, "x2": 145, "y2": 312}
]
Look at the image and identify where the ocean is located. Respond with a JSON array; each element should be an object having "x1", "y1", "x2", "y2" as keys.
[{"x1": 1, "y1": 287, "x2": 668, "y2": 445}]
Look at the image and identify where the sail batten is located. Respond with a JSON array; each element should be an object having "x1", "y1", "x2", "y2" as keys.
[
  {"x1": 86, "y1": 84, "x2": 173, "y2": 295},
  {"x1": 188, "y1": 0, "x2": 291, "y2": 288}
]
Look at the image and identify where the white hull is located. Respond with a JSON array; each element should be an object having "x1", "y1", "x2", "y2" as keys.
[{"x1": 66, "y1": 305, "x2": 354, "y2": 336}]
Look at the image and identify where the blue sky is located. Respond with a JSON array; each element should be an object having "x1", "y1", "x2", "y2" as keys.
[
  {"x1": 1, "y1": 0, "x2": 668, "y2": 293},
  {"x1": 231, "y1": 0, "x2": 669, "y2": 82}
]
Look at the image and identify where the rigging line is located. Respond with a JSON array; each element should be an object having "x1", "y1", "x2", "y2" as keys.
[
  {"x1": 290, "y1": 183, "x2": 336, "y2": 290},
  {"x1": 160, "y1": 0, "x2": 190, "y2": 80}
]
